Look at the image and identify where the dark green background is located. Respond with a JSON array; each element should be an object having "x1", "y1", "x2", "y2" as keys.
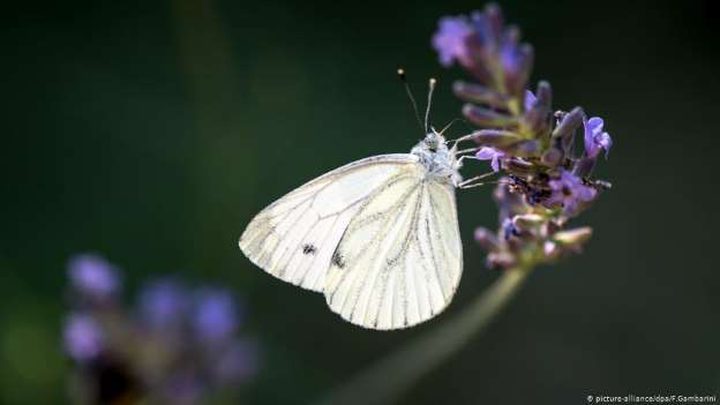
[{"x1": 2, "y1": 0, "x2": 718, "y2": 403}]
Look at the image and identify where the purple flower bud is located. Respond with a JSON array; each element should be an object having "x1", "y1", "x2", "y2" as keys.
[
  {"x1": 64, "y1": 313, "x2": 103, "y2": 362},
  {"x1": 453, "y1": 81, "x2": 509, "y2": 109},
  {"x1": 475, "y1": 146, "x2": 505, "y2": 172},
  {"x1": 554, "y1": 227, "x2": 593, "y2": 249},
  {"x1": 474, "y1": 227, "x2": 499, "y2": 251},
  {"x1": 138, "y1": 279, "x2": 188, "y2": 329},
  {"x1": 68, "y1": 254, "x2": 120, "y2": 300},
  {"x1": 432, "y1": 16, "x2": 473, "y2": 67},
  {"x1": 469, "y1": 10, "x2": 495, "y2": 48},
  {"x1": 552, "y1": 106, "x2": 584, "y2": 152},
  {"x1": 192, "y1": 289, "x2": 240, "y2": 344},
  {"x1": 545, "y1": 170, "x2": 597, "y2": 215},
  {"x1": 512, "y1": 214, "x2": 544, "y2": 232},
  {"x1": 486, "y1": 251, "x2": 516, "y2": 269},
  {"x1": 474, "y1": 3, "x2": 503, "y2": 45},
  {"x1": 505, "y1": 139, "x2": 540, "y2": 156},
  {"x1": 524, "y1": 90, "x2": 537, "y2": 112},
  {"x1": 523, "y1": 81, "x2": 552, "y2": 136},
  {"x1": 584, "y1": 117, "x2": 613, "y2": 158},
  {"x1": 499, "y1": 28, "x2": 533, "y2": 95},
  {"x1": 499, "y1": 26, "x2": 521, "y2": 73},
  {"x1": 462, "y1": 104, "x2": 516, "y2": 127},
  {"x1": 470, "y1": 129, "x2": 522, "y2": 147}
]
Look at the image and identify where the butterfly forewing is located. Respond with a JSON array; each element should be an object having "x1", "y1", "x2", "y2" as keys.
[
  {"x1": 323, "y1": 166, "x2": 463, "y2": 330},
  {"x1": 239, "y1": 154, "x2": 420, "y2": 292}
]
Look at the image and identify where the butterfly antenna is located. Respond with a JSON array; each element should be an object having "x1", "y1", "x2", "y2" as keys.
[
  {"x1": 439, "y1": 118, "x2": 466, "y2": 137},
  {"x1": 425, "y1": 78, "x2": 437, "y2": 134},
  {"x1": 397, "y1": 68, "x2": 424, "y2": 133}
]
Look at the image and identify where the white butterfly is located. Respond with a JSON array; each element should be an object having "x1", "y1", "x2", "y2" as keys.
[{"x1": 239, "y1": 126, "x2": 489, "y2": 330}]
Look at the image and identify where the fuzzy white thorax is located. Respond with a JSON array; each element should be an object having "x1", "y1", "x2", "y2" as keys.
[{"x1": 410, "y1": 130, "x2": 462, "y2": 187}]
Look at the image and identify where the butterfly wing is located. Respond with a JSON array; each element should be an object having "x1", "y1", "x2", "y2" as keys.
[
  {"x1": 239, "y1": 154, "x2": 420, "y2": 292},
  {"x1": 323, "y1": 168, "x2": 463, "y2": 330}
]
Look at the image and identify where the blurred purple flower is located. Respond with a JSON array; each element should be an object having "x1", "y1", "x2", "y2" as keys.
[
  {"x1": 432, "y1": 16, "x2": 472, "y2": 67},
  {"x1": 138, "y1": 279, "x2": 188, "y2": 329},
  {"x1": 192, "y1": 289, "x2": 239, "y2": 344},
  {"x1": 68, "y1": 253, "x2": 120, "y2": 299},
  {"x1": 64, "y1": 313, "x2": 103, "y2": 362},
  {"x1": 214, "y1": 338, "x2": 259, "y2": 383},
  {"x1": 546, "y1": 170, "x2": 597, "y2": 215},
  {"x1": 65, "y1": 255, "x2": 259, "y2": 403},
  {"x1": 584, "y1": 117, "x2": 613, "y2": 158},
  {"x1": 475, "y1": 146, "x2": 505, "y2": 172}
]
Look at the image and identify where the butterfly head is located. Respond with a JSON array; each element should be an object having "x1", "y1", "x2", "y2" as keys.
[{"x1": 411, "y1": 130, "x2": 462, "y2": 187}]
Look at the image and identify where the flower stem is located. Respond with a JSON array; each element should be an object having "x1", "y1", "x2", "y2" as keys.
[{"x1": 318, "y1": 266, "x2": 531, "y2": 405}]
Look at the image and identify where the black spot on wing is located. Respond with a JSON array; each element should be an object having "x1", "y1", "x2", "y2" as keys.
[
  {"x1": 331, "y1": 251, "x2": 346, "y2": 269},
  {"x1": 302, "y1": 244, "x2": 317, "y2": 255}
]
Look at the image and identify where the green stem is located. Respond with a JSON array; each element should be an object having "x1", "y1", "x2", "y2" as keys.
[{"x1": 318, "y1": 266, "x2": 532, "y2": 405}]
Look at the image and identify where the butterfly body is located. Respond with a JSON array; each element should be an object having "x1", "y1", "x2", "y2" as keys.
[
  {"x1": 411, "y1": 132, "x2": 462, "y2": 186},
  {"x1": 240, "y1": 131, "x2": 463, "y2": 330}
]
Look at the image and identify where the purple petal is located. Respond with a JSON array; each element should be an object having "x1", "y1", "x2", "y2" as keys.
[
  {"x1": 524, "y1": 90, "x2": 536, "y2": 112},
  {"x1": 475, "y1": 147, "x2": 503, "y2": 172},
  {"x1": 432, "y1": 16, "x2": 472, "y2": 67},
  {"x1": 68, "y1": 254, "x2": 120, "y2": 299},
  {"x1": 475, "y1": 146, "x2": 498, "y2": 160},
  {"x1": 490, "y1": 155, "x2": 501, "y2": 172},
  {"x1": 587, "y1": 117, "x2": 604, "y2": 135},
  {"x1": 584, "y1": 116, "x2": 607, "y2": 158},
  {"x1": 597, "y1": 132, "x2": 613, "y2": 158},
  {"x1": 64, "y1": 313, "x2": 103, "y2": 362},
  {"x1": 576, "y1": 184, "x2": 597, "y2": 202},
  {"x1": 560, "y1": 169, "x2": 579, "y2": 184}
]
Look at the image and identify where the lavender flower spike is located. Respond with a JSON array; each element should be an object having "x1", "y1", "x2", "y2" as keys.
[
  {"x1": 432, "y1": 16, "x2": 472, "y2": 67},
  {"x1": 584, "y1": 117, "x2": 613, "y2": 158}
]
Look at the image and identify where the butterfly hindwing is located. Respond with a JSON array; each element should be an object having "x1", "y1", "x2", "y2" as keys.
[{"x1": 323, "y1": 167, "x2": 463, "y2": 330}]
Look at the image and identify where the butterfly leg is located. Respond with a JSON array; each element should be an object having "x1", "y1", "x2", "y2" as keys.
[{"x1": 458, "y1": 172, "x2": 497, "y2": 189}]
